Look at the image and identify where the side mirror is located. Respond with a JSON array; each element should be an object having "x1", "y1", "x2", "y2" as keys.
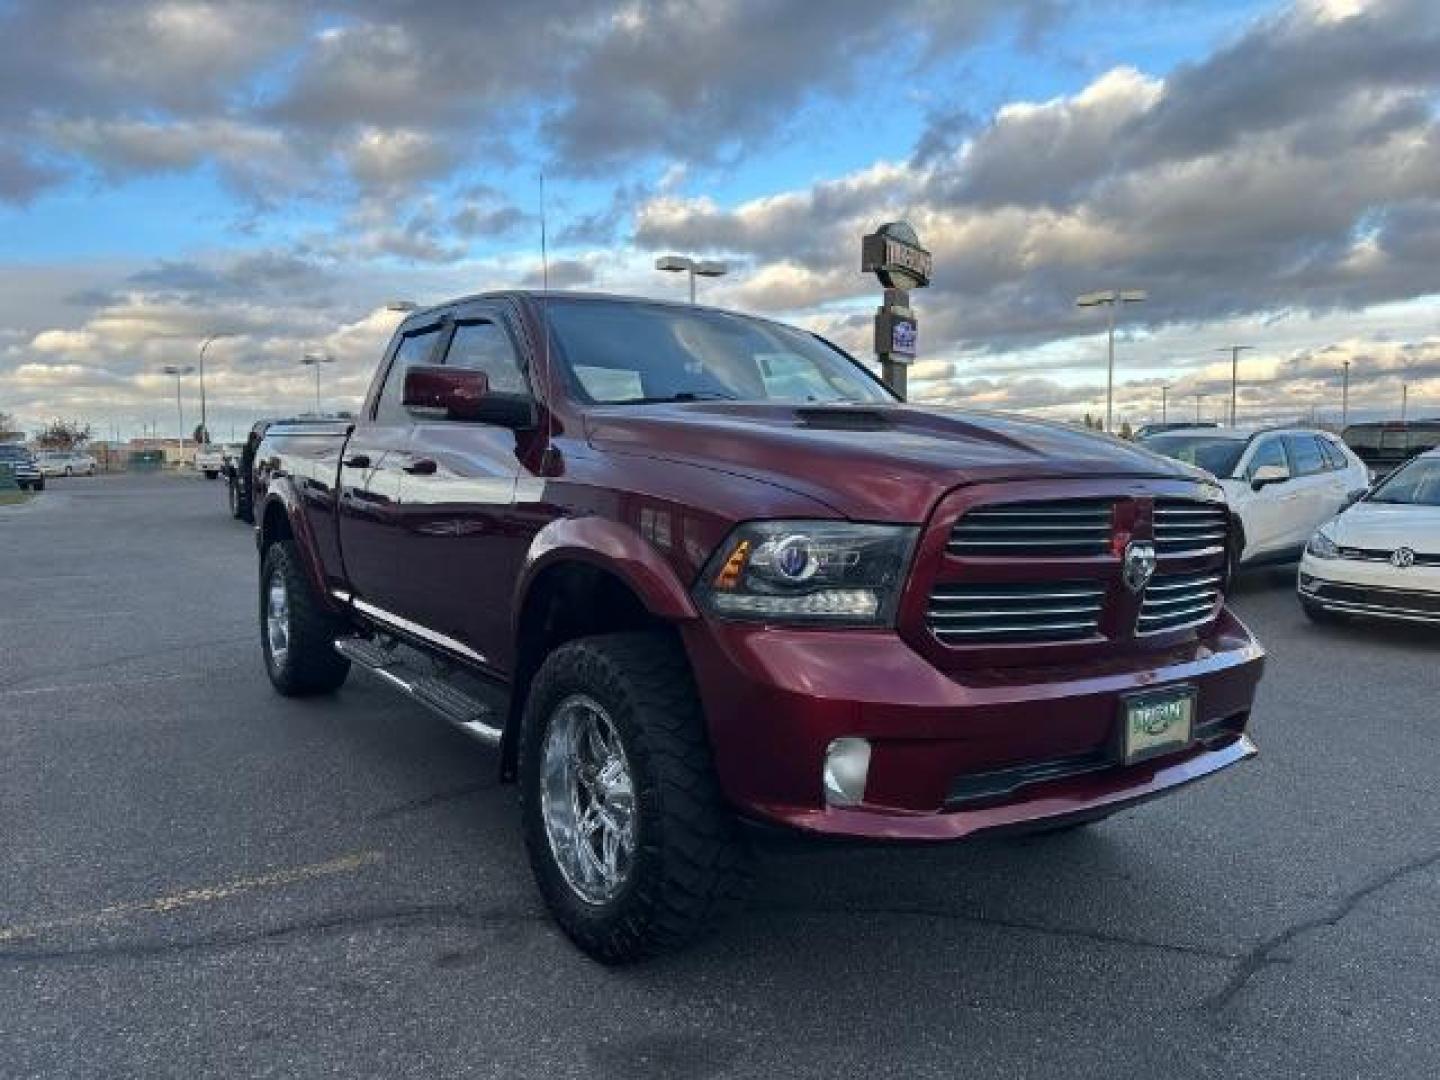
[
  {"x1": 402, "y1": 365, "x2": 535, "y2": 428},
  {"x1": 1342, "y1": 487, "x2": 1368, "y2": 509},
  {"x1": 1250, "y1": 463, "x2": 1290, "y2": 491}
]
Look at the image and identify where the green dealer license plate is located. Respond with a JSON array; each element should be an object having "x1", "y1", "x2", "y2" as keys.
[{"x1": 1122, "y1": 688, "x2": 1195, "y2": 763}]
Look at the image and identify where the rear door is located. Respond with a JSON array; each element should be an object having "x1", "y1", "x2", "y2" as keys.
[
  {"x1": 398, "y1": 304, "x2": 536, "y2": 672},
  {"x1": 1283, "y1": 433, "x2": 1334, "y2": 547},
  {"x1": 337, "y1": 319, "x2": 446, "y2": 616}
]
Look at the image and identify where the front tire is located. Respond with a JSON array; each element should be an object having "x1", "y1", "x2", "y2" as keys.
[
  {"x1": 519, "y1": 633, "x2": 751, "y2": 963},
  {"x1": 260, "y1": 540, "x2": 350, "y2": 696}
]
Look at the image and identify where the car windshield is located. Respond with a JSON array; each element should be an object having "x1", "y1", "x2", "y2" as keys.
[
  {"x1": 1139, "y1": 435, "x2": 1246, "y2": 477},
  {"x1": 544, "y1": 299, "x2": 894, "y2": 405},
  {"x1": 0, "y1": 445, "x2": 29, "y2": 460},
  {"x1": 1366, "y1": 457, "x2": 1440, "y2": 506}
]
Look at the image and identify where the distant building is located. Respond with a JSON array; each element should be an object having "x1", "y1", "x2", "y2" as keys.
[{"x1": 126, "y1": 437, "x2": 196, "y2": 466}]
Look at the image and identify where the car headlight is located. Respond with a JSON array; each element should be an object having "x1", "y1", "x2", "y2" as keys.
[
  {"x1": 1306, "y1": 528, "x2": 1340, "y2": 560},
  {"x1": 696, "y1": 521, "x2": 918, "y2": 626}
]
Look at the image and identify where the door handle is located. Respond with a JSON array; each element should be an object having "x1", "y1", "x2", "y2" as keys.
[
  {"x1": 342, "y1": 454, "x2": 371, "y2": 469},
  {"x1": 403, "y1": 458, "x2": 438, "y2": 476}
]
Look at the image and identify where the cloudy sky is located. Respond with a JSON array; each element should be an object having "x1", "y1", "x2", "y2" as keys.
[{"x1": 1, "y1": 0, "x2": 1437, "y2": 440}]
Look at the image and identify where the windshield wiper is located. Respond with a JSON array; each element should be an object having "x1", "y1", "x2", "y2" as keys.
[{"x1": 611, "y1": 390, "x2": 741, "y2": 404}]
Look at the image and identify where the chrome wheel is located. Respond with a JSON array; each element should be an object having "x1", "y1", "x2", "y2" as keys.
[
  {"x1": 265, "y1": 571, "x2": 290, "y2": 671},
  {"x1": 540, "y1": 694, "x2": 636, "y2": 906}
]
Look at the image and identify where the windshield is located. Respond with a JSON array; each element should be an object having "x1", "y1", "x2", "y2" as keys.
[
  {"x1": 0, "y1": 445, "x2": 29, "y2": 460},
  {"x1": 544, "y1": 299, "x2": 894, "y2": 406},
  {"x1": 1139, "y1": 434, "x2": 1246, "y2": 478},
  {"x1": 1367, "y1": 456, "x2": 1440, "y2": 506}
]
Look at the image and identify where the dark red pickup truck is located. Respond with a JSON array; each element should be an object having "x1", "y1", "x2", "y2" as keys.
[{"x1": 253, "y1": 290, "x2": 1265, "y2": 961}]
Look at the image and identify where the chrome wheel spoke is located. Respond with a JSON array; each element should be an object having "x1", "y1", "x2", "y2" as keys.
[
  {"x1": 265, "y1": 574, "x2": 289, "y2": 667},
  {"x1": 540, "y1": 694, "x2": 637, "y2": 905}
]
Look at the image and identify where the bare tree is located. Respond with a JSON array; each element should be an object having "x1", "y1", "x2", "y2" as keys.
[{"x1": 34, "y1": 418, "x2": 93, "y2": 451}]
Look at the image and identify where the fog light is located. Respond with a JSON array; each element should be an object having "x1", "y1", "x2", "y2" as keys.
[{"x1": 822, "y1": 737, "x2": 871, "y2": 807}]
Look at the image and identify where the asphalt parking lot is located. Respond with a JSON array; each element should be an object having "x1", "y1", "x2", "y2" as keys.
[{"x1": 2, "y1": 472, "x2": 1437, "y2": 1079}]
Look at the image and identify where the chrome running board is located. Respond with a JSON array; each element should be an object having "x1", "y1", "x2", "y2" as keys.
[{"x1": 334, "y1": 635, "x2": 503, "y2": 745}]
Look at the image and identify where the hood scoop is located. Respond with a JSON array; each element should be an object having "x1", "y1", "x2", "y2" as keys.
[{"x1": 793, "y1": 405, "x2": 892, "y2": 432}]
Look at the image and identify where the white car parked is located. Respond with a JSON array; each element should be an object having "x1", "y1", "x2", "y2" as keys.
[
  {"x1": 1298, "y1": 449, "x2": 1440, "y2": 626},
  {"x1": 194, "y1": 444, "x2": 230, "y2": 479},
  {"x1": 36, "y1": 450, "x2": 97, "y2": 477},
  {"x1": 1139, "y1": 427, "x2": 1369, "y2": 569}
]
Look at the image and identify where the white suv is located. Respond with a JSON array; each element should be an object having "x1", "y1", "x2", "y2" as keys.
[{"x1": 1139, "y1": 427, "x2": 1369, "y2": 569}]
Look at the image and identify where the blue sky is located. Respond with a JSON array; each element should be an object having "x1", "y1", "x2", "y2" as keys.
[{"x1": 1, "y1": 0, "x2": 1436, "y2": 437}]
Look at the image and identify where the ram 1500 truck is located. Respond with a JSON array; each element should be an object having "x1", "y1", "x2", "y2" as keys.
[{"x1": 253, "y1": 291, "x2": 1265, "y2": 962}]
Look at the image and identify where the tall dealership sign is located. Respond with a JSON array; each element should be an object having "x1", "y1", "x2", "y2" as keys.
[{"x1": 861, "y1": 221, "x2": 931, "y2": 399}]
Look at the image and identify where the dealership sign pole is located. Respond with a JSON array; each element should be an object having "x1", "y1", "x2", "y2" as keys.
[{"x1": 862, "y1": 222, "x2": 931, "y2": 400}]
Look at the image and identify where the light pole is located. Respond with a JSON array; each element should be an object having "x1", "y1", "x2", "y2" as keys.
[
  {"x1": 656, "y1": 255, "x2": 728, "y2": 303},
  {"x1": 1161, "y1": 383, "x2": 1170, "y2": 424},
  {"x1": 301, "y1": 352, "x2": 335, "y2": 414},
  {"x1": 1341, "y1": 360, "x2": 1351, "y2": 428},
  {"x1": 1076, "y1": 288, "x2": 1147, "y2": 433},
  {"x1": 1217, "y1": 345, "x2": 1252, "y2": 427},
  {"x1": 386, "y1": 300, "x2": 419, "y2": 313},
  {"x1": 197, "y1": 332, "x2": 236, "y2": 445},
  {"x1": 1195, "y1": 393, "x2": 1205, "y2": 424},
  {"x1": 1401, "y1": 380, "x2": 1409, "y2": 423},
  {"x1": 161, "y1": 364, "x2": 195, "y2": 462}
]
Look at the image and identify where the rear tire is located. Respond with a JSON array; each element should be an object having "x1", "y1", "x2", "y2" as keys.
[
  {"x1": 519, "y1": 632, "x2": 751, "y2": 963},
  {"x1": 260, "y1": 540, "x2": 350, "y2": 696}
]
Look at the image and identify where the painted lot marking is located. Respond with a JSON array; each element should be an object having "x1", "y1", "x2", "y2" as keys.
[{"x1": 0, "y1": 851, "x2": 384, "y2": 945}]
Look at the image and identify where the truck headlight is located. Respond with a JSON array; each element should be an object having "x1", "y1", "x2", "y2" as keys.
[
  {"x1": 696, "y1": 521, "x2": 917, "y2": 626},
  {"x1": 1306, "y1": 528, "x2": 1340, "y2": 560}
]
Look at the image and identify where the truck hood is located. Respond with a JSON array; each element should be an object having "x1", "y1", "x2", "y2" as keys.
[
  {"x1": 1329, "y1": 501, "x2": 1440, "y2": 555},
  {"x1": 585, "y1": 401, "x2": 1199, "y2": 521}
]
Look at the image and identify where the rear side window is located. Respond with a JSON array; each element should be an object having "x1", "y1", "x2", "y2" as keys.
[
  {"x1": 1286, "y1": 434, "x2": 1327, "y2": 476},
  {"x1": 374, "y1": 328, "x2": 442, "y2": 424},
  {"x1": 1319, "y1": 437, "x2": 1349, "y2": 470},
  {"x1": 443, "y1": 320, "x2": 527, "y2": 394}
]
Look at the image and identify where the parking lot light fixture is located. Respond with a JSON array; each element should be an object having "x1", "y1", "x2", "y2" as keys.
[
  {"x1": 656, "y1": 255, "x2": 728, "y2": 303},
  {"x1": 197, "y1": 333, "x2": 237, "y2": 445},
  {"x1": 301, "y1": 352, "x2": 336, "y2": 414},
  {"x1": 1076, "y1": 288, "x2": 1147, "y2": 433},
  {"x1": 385, "y1": 300, "x2": 419, "y2": 313},
  {"x1": 161, "y1": 364, "x2": 195, "y2": 460}
]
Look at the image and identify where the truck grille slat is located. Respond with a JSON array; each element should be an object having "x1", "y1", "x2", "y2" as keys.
[
  {"x1": 948, "y1": 499, "x2": 1114, "y2": 557},
  {"x1": 925, "y1": 581, "x2": 1105, "y2": 643},
  {"x1": 1153, "y1": 500, "x2": 1229, "y2": 555},
  {"x1": 1137, "y1": 570, "x2": 1222, "y2": 634}
]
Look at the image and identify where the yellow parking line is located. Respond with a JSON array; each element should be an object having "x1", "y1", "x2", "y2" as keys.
[{"x1": 0, "y1": 850, "x2": 383, "y2": 945}]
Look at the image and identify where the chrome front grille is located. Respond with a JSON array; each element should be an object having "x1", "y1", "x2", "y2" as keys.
[
  {"x1": 926, "y1": 582, "x2": 1106, "y2": 643},
  {"x1": 1153, "y1": 500, "x2": 1228, "y2": 555},
  {"x1": 947, "y1": 499, "x2": 1114, "y2": 557},
  {"x1": 1138, "y1": 570, "x2": 1222, "y2": 635}
]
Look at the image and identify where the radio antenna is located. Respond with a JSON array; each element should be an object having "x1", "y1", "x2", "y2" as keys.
[
  {"x1": 539, "y1": 171, "x2": 549, "y2": 291},
  {"x1": 537, "y1": 171, "x2": 555, "y2": 462}
]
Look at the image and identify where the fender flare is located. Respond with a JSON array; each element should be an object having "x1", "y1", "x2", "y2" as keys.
[
  {"x1": 511, "y1": 515, "x2": 701, "y2": 636},
  {"x1": 257, "y1": 479, "x2": 342, "y2": 615}
]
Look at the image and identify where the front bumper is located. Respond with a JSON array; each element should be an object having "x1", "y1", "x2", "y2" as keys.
[
  {"x1": 1298, "y1": 554, "x2": 1440, "y2": 624},
  {"x1": 682, "y1": 609, "x2": 1265, "y2": 841}
]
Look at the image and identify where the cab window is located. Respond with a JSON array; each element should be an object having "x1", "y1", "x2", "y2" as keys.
[
  {"x1": 1246, "y1": 437, "x2": 1288, "y2": 479},
  {"x1": 442, "y1": 320, "x2": 527, "y2": 394},
  {"x1": 374, "y1": 327, "x2": 442, "y2": 424}
]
